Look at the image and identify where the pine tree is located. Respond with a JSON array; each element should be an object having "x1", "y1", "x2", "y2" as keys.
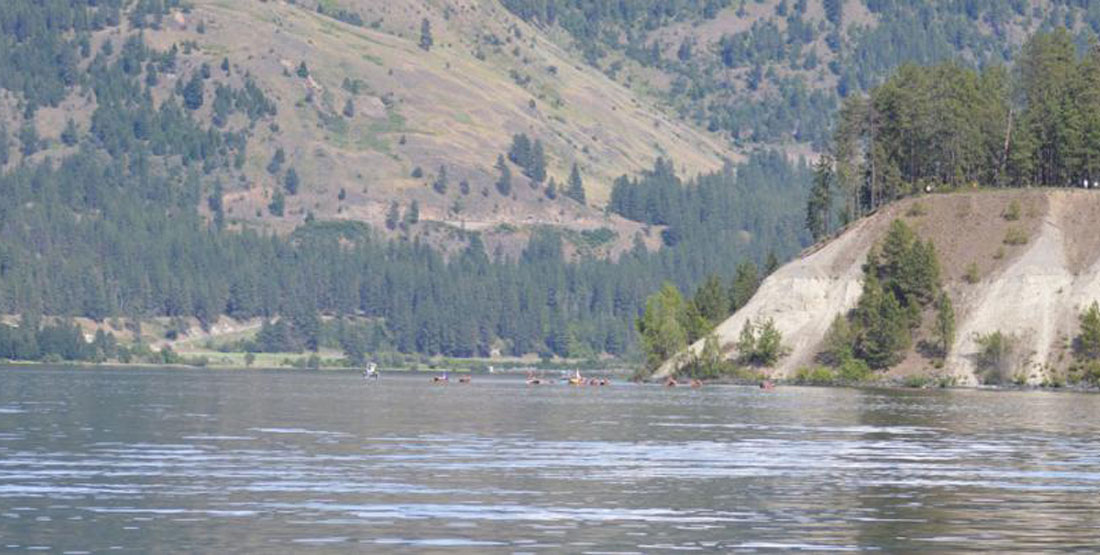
[
  {"x1": 764, "y1": 251, "x2": 780, "y2": 276},
  {"x1": 682, "y1": 300, "x2": 711, "y2": 343},
  {"x1": 144, "y1": 61, "x2": 159, "y2": 87},
  {"x1": 820, "y1": 314, "x2": 854, "y2": 366},
  {"x1": 209, "y1": 181, "x2": 225, "y2": 230},
  {"x1": 343, "y1": 98, "x2": 355, "y2": 118},
  {"x1": 432, "y1": 165, "x2": 448, "y2": 194},
  {"x1": 297, "y1": 61, "x2": 310, "y2": 78},
  {"x1": 854, "y1": 275, "x2": 911, "y2": 369},
  {"x1": 565, "y1": 162, "x2": 585, "y2": 203},
  {"x1": 268, "y1": 190, "x2": 285, "y2": 217},
  {"x1": 182, "y1": 73, "x2": 204, "y2": 110},
  {"x1": 1076, "y1": 301, "x2": 1100, "y2": 360},
  {"x1": 529, "y1": 139, "x2": 547, "y2": 183},
  {"x1": 0, "y1": 125, "x2": 9, "y2": 166},
  {"x1": 693, "y1": 274, "x2": 728, "y2": 326},
  {"x1": 19, "y1": 124, "x2": 38, "y2": 157},
  {"x1": 823, "y1": 0, "x2": 843, "y2": 26},
  {"x1": 284, "y1": 167, "x2": 300, "y2": 195},
  {"x1": 735, "y1": 320, "x2": 756, "y2": 363},
  {"x1": 508, "y1": 134, "x2": 531, "y2": 167},
  {"x1": 806, "y1": 155, "x2": 833, "y2": 241},
  {"x1": 695, "y1": 333, "x2": 723, "y2": 374},
  {"x1": 729, "y1": 261, "x2": 759, "y2": 312},
  {"x1": 754, "y1": 318, "x2": 786, "y2": 366},
  {"x1": 385, "y1": 201, "x2": 400, "y2": 230},
  {"x1": 545, "y1": 178, "x2": 558, "y2": 199},
  {"x1": 60, "y1": 119, "x2": 79, "y2": 147},
  {"x1": 636, "y1": 283, "x2": 688, "y2": 374},
  {"x1": 495, "y1": 154, "x2": 512, "y2": 196},
  {"x1": 267, "y1": 147, "x2": 285, "y2": 175},
  {"x1": 934, "y1": 292, "x2": 956, "y2": 358},
  {"x1": 419, "y1": 18, "x2": 433, "y2": 51}
]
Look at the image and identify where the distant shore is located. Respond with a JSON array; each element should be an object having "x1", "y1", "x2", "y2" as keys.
[{"x1": 0, "y1": 358, "x2": 635, "y2": 375}]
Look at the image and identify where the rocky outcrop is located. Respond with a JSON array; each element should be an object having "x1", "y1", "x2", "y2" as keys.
[{"x1": 657, "y1": 190, "x2": 1100, "y2": 384}]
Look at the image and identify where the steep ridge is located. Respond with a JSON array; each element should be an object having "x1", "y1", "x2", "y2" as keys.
[
  {"x1": 657, "y1": 190, "x2": 1100, "y2": 384},
  {"x1": 161, "y1": 0, "x2": 737, "y2": 235}
]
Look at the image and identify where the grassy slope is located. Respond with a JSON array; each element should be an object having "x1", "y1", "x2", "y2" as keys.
[{"x1": 137, "y1": 0, "x2": 736, "y2": 255}]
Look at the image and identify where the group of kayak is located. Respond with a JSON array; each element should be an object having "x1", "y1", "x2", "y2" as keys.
[
  {"x1": 664, "y1": 377, "x2": 776, "y2": 390},
  {"x1": 365, "y1": 363, "x2": 775, "y2": 390},
  {"x1": 526, "y1": 370, "x2": 611, "y2": 386},
  {"x1": 663, "y1": 377, "x2": 704, "y2": 388},
  {"x1": 430, "y1": 372, "x2": 471, "y2": 384}
]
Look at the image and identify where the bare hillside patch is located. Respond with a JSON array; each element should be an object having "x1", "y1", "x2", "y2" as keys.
[{"x1": 897, "y1": 191, "x2": 1047, "y2": 285}]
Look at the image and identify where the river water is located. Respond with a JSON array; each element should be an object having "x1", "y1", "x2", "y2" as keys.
[{"x1": 2, "y1": 366, "x2": 1100, "y2": 552}]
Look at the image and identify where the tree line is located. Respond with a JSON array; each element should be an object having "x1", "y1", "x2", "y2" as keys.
[
  {"x1": 500, "y1": 1, "x2": 1087, "y2": 153},
  {"x1": 811, "y1": 29, "x2": 1100, "y2": 238}
]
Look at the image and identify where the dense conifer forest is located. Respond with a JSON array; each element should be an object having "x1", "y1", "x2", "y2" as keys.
[
  {"x1": 501, "y1": 0, "x2": 1100, "y2": 149},
  {"x1": 807, "y1": 28, "x2": 1100, "y2": 239},
  {"x1": 0, "y1": 1, "x2": 808, "y2": 362},
  {"x1": 6, "y1": 1, "x2": 1100, "y2": 366}
]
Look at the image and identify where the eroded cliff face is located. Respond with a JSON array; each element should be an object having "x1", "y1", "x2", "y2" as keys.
[
  {"x1": 658, "y1": 190, "x2": 1100, "y2": 384},
  {"x1": 948, "y1": 192, "x2": 1100, "y2": 384},
  {"x1": 654, "y1": 212, "x2": 881, "y2": 379}
]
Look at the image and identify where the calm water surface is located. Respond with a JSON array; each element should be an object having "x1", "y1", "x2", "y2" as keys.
[{"x1": 2, "y1": 366, "x2": 1100, "y2": 552}]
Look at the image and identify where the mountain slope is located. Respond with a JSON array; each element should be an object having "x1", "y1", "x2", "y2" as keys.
[
  {"x1": 147, "y1": 0, "x2": 737, "y2": 243},
  {"x1": 657, "y1": 190, "x2": 1100, "y2": 385},
  {"x1": 504, "y1": 0, "x2": 1100, "y2": 151}
]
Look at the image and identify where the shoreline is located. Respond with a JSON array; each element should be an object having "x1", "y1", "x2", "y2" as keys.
[
  {"x1": 0, "y1": 356, "x2": 638, "y2": 373},
  {"x1": 4, "y1": 361, "x2": 1097, "y2": 393}
]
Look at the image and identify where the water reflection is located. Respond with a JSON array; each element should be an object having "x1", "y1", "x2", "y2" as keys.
[{"x1": 2, "y1": 367, "x2": 1100, "y2": 551}]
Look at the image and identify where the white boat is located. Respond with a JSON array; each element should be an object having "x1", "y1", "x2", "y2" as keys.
[{"x1": 363, "y1": 362, "x2": 379, "y2": 380}]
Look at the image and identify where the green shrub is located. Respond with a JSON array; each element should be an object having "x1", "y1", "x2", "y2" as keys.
[
  {"x1": 578, "y1": 227, "x2": 617, "y2": 248},
  {"x1": 792, "y1": 366, "x2": 838, "y2": 385},
  {"x1": 975, "y1": 331, "x2": 1017, "y2": 384},
  {"x1": 1042, "y1": 374, "x2": 1066, "y2": 388},
  {"x1": 1003, "y1": 226, "x2": 1028, "y2": 245},
  {"x1": 903, "y1": 374, "x2": 932, "y2": 388},
  {"x1": 736, "y1": 317, "x2": 789, "y2": 367},
  {"x1": 818, "y1": 315, "x2": 853, "y2": 366},
  {"x1": 836, "y1": 357, "x2": 872, "y2": 382},
  {"x1": 902, "y1": 373, "x2": 955, "y2": 388},
  {"x1": 964, "y1": 262, "x2": 980, "y2": 284},
  {"x1": 906, "y1": 201, "x2": 927, "y2": 217},
  {"x1": 1003, "y1": 199, "x2": 1021, "y2": 221}
]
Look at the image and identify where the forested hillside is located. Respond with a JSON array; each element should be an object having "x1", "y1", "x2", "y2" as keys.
[
  {"x1": 0, "y1": 0, "x2": 806, "y2": 364},
  {"x1": 502, "y1": 0, "x2": 1100, "y2": 150},
  {"x1": 645, "y1": 27, "x2": 1100, "y2": 386},
  {"x1": 6, "y1": 0, "x2": 1100, "y2": 367}
]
